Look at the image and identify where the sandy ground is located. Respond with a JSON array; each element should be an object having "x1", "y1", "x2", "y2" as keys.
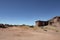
[{"x1": 0, "y1": 27, "x2": 60, "y2": 40}]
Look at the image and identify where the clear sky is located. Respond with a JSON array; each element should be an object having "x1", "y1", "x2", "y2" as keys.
[{"x1": 0, "y1": 0, "x2": 60, "y2": 25}]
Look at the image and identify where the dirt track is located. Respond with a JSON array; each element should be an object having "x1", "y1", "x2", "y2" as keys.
[{"x1": 0, "y1": 27, "x2": 60, "y2": 40}]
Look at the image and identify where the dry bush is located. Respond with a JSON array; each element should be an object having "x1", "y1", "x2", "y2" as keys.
[
  {"x1": 19, "y1": 25, "x2": 30, "y2": 30},
  {"x1": 29, "y1": 25, "x2": 34, "y2": 28},
  {"x1": 32, "y1": 26, "x2": 41, "y2": 30},
  {"x1": 0, "y1": 24, "x2": 7, "y2": 28},
  {"x1": 43, "y1": 26, "x2": 60, "y2": 32}
]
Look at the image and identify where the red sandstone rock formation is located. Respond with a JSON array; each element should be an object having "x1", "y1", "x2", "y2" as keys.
[
  {"x1": 35, "y1": 20, "x2": 48, "y2": 27},
  {"x1": 35, "y1": 16, "x2": 60, "y2": 27}
]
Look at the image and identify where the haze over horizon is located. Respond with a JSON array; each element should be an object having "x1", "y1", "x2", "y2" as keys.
[{"x1": 0, "y1": 0, "x2": 60, "y2": 25}]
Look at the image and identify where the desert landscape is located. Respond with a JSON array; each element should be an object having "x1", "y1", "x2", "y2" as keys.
[
  {"x1": 0, "y1": 16, "x2": 60, "y2": 40},
  {"x1": 0, "y1": 0, "x2": 60, "y2": 40},
  {"x1": 0, "y1": 26, "x2": 60, "y2": 40}
]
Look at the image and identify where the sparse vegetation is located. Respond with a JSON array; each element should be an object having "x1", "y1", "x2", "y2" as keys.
[
  {"x1": 29, "y1": 25, "x2": 34, "y2": 28},
  {"x1": 0, "y1": 24, "x2": 7, "y2": 28},
  {"x1": 0, "y1": 23, "x2": 60, "y2": 33}
]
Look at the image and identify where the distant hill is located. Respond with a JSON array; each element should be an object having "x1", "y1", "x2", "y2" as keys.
[{"x1": 35, "y1": 16, "x2": 60, "y2": 27}]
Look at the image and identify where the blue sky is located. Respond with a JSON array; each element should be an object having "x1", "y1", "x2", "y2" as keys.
[{"x1": 0, "y1": 0, "x2": 60, "y2": 25}]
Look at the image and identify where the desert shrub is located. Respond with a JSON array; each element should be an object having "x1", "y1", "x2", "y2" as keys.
[
  {"x1": 43, "y1": 26, "x2": 57, "y2": 30},
  {"x1": 8, "y1": 25, "x2": 13, "y2": 27},
  {"x1": 22, "y1": 24, "x2": 26, "y2": 26},
  {"x1": 33, "y1": 27, "x2": 37, "y2": 30},
  {"x1": 29, "y1": 25, "x2": 34, "y2": 28},
  {"x1": 5, "y1": 24, "x2": 14, "y2": 27},
  {"x1": 0, "y1": 24, "x2": 7, "y2": 28},
  {"x1": 32, "y1": 26, "x2": 40, "y2": 30},
  {"x1": 20, "y1": 24, "x2": 26, "y2": 27}
]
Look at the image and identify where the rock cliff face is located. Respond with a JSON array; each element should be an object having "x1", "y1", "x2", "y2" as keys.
[
  {"x1": 35, "y1": 16, "x2": 60, "y2": 27},
  {"x1": 35, "y1": 20, "x2": 48, "y2": 27},
  {"x1": 48, "y1": 16, "x2": 60, "y2": 27}
]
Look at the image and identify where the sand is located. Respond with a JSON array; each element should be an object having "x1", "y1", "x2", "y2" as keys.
[{"x1": 0, "y1": 27, "x2": 60, "y2": 40}]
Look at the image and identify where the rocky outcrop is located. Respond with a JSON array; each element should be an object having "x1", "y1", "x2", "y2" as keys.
[
  {"x1": 35, "y1": 20, "x2": 48, "y2": 27},
  {"x1": 35, "y1": 16, "x2": 60, "y2": 27},
  {"x1": 48, "y1": 16, "x2": 60, "y2": 27}
]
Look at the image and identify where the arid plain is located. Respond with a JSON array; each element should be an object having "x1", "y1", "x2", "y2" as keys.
[{"x1": 0, "y1": 26, "x2": 60, "y2": 40}]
